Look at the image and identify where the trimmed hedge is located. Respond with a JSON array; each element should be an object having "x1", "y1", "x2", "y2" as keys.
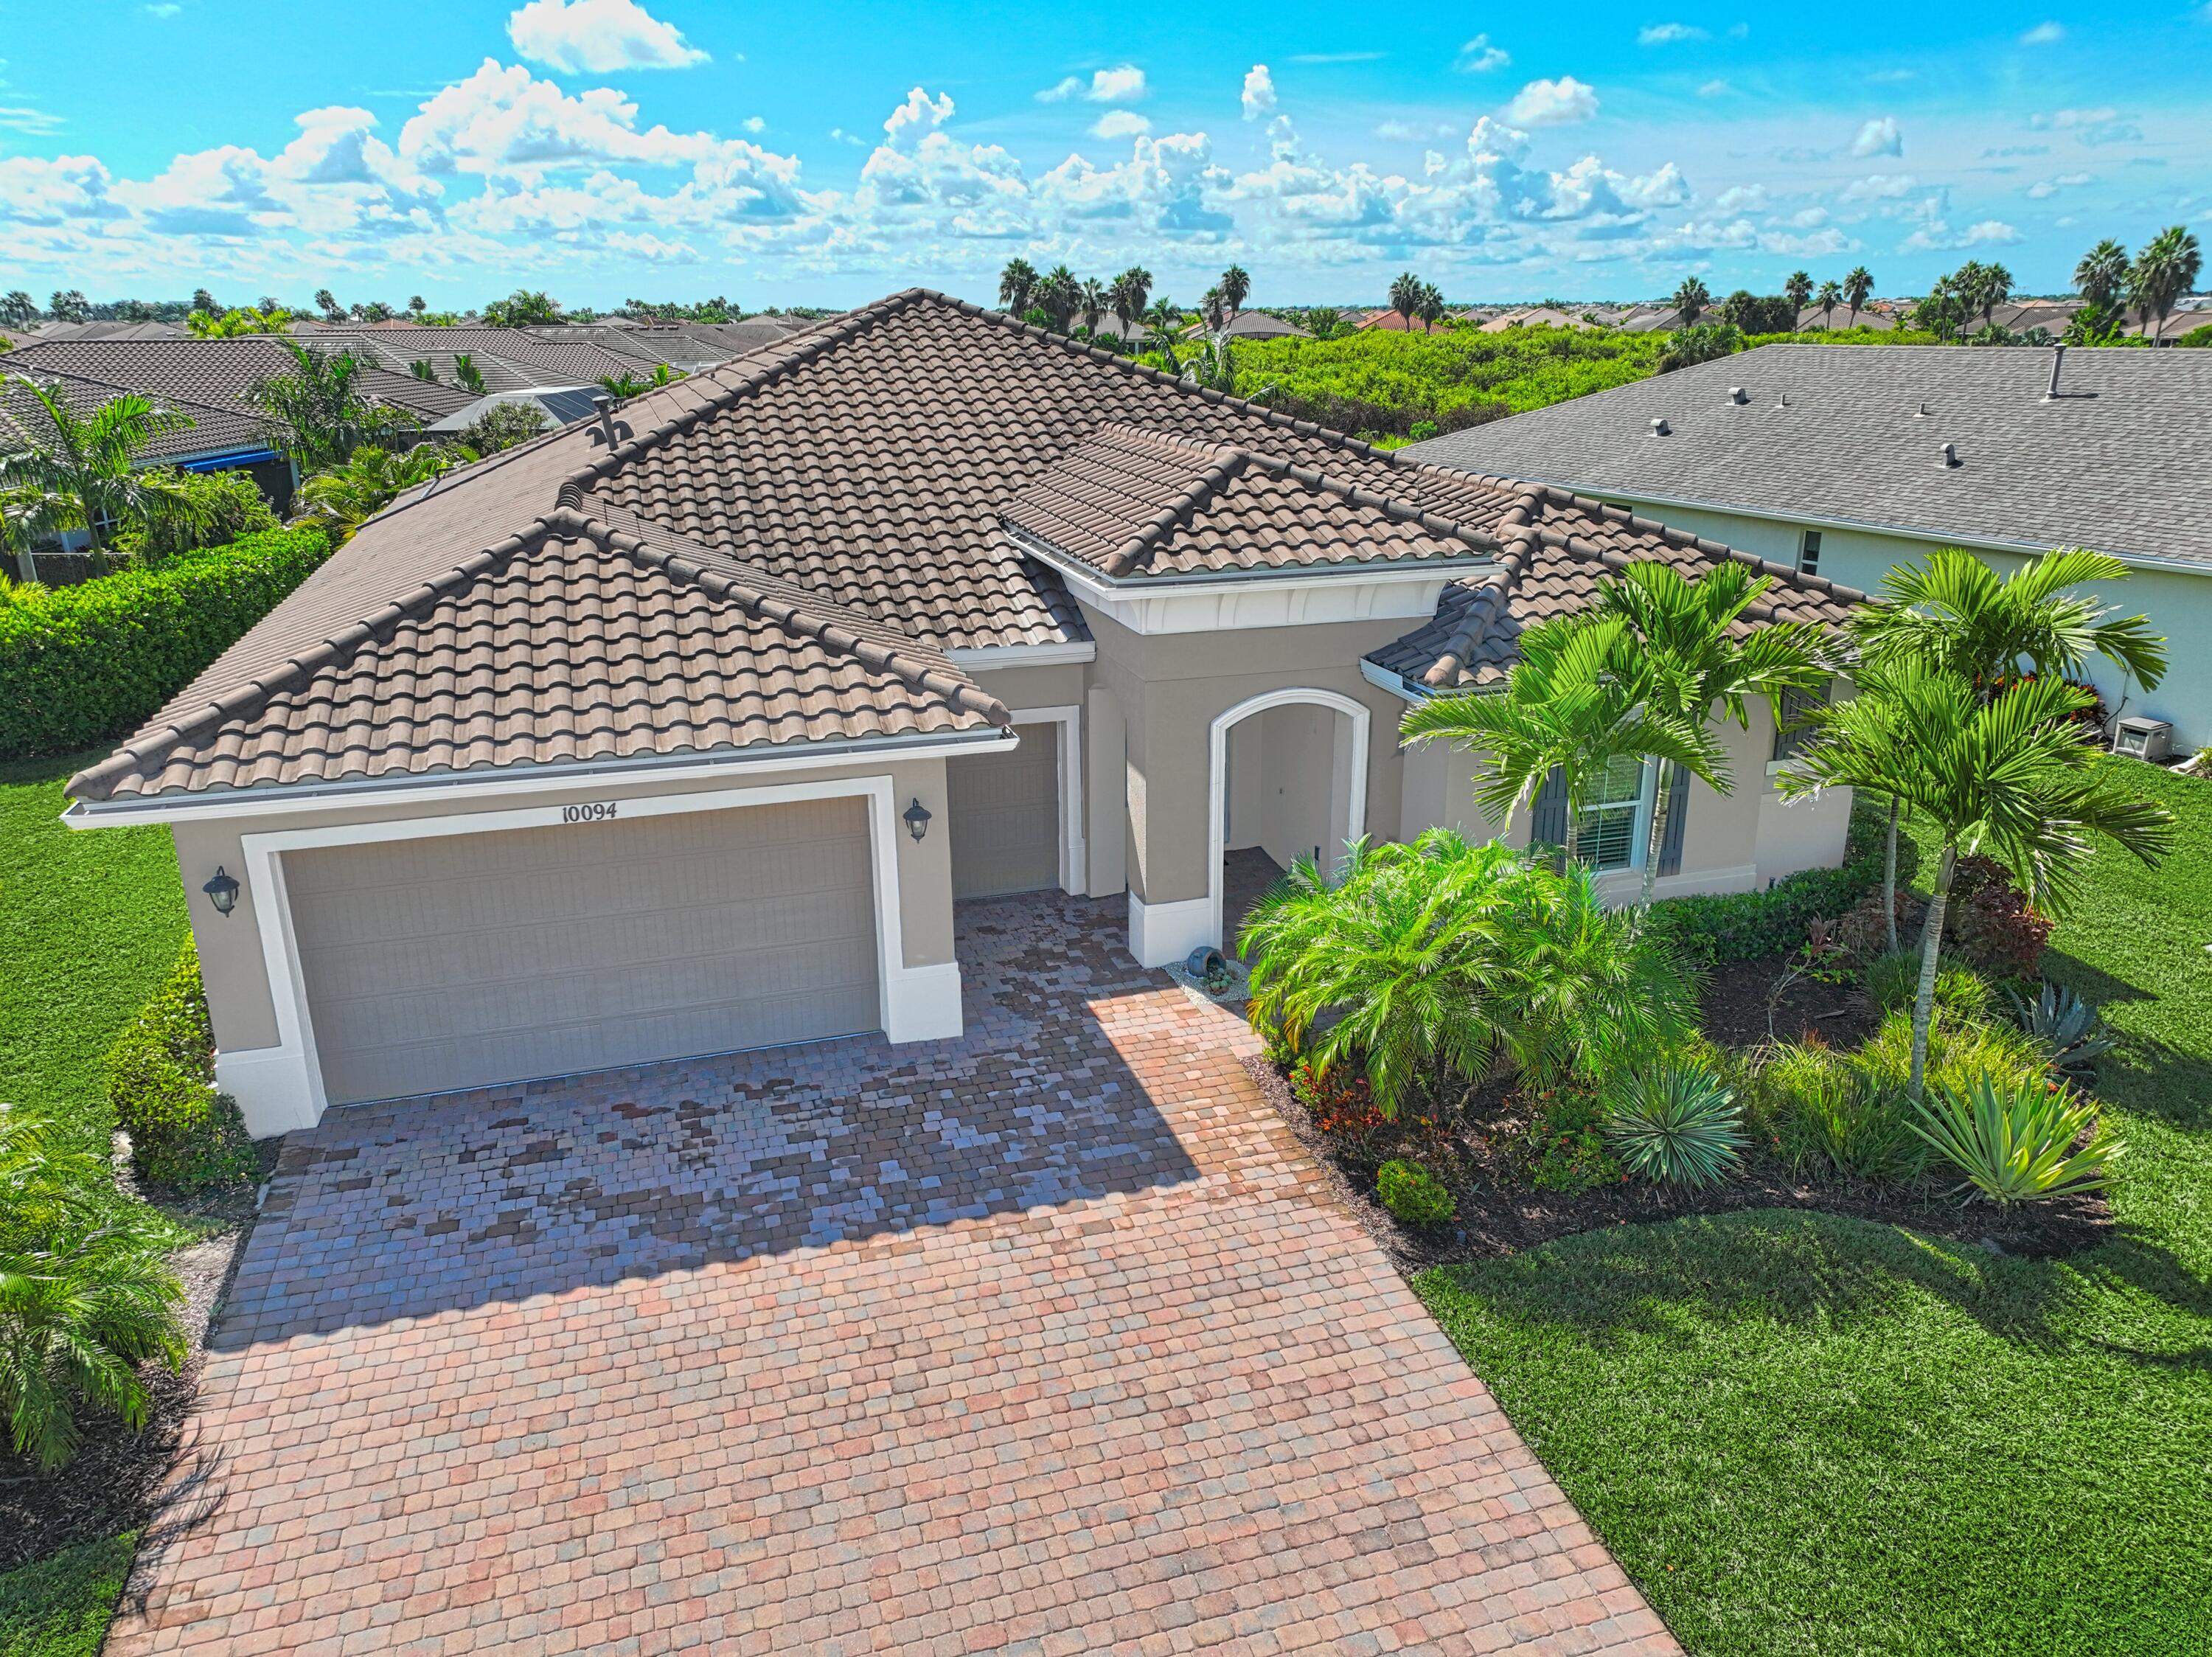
[
  {"x1": 0, "y1": 527, "x2": 330, "y2": 760},
  {"x1": 1646, "y1": 862, "x2": 1880, "y2": 965},
  {"x1": 104, "y1": 939, "x2": 254, "y2": 1191}
]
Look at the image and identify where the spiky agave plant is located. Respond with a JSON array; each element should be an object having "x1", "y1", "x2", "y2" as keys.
[
  {"x1": 1602, "y1": 1062, "x2": 1746, "y2": 1189},
  {"x1": 1909, "y1": 1072, "x2": 2118, "y2": 1205}
]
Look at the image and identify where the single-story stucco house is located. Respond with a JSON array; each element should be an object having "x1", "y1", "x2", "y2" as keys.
[
  {"x1": 1411, "y1": 341, "x2": 2212, "y2": 749},
  {"x1": 65, "y1": 291, "x2": 1860, "y2": 1138}
]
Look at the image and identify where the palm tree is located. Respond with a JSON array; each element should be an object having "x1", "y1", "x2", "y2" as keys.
[
  {"x1": 1388, "y1": 271, "x2": 1424, "y2": 329},
  {"x1": 1143, "y1": 298, "x2": 1184, "y2": 372},
  {"x1": 0, "y1": 291, "x2": 35, "y2": 330},
  {"x1": 2073, "y1": 239, "x2": 2130, "y2": 313},
  {"x1": 1416, "y1": 282, "x2": 1446, "y2": 332},
  {"x1": 998, "y1": 257, "x2": 1038, "y2": 319},
  {"x1": 1848, "y1": 544, "x2": 2166, "y2": 951},
  {"x1": 1399, "y1": 613, "x2": 1708, "y2": 866},
  {"x1": 451, "y1": 353, "x2": 485, "y2": 395},
  {"x1": 1219, "y1": 264, "x2": 1251, "y2": 317},
  {"x1": 294, "y1": 443, "x2": 473, "y2": 545},
  {"x1": 1593, "y1": 562, "x2": 1831, "y2": 905},
  {"x1": 1780, "y1": 665, "x2": 2171, "y2": 1100},
  {"x1": 1784, "y1": 271, "x2": 1814, "y2": 314},
  {"x1": 0, "y1": 375, "x2": 209, "y2": 578},
  {"x1": 1671, "y1": 276, "x2": 1711, "y2": 327},
  {"x1": 248, "y1": 340, "x2": 417, "y2": 473},
  {"x1": 1842, "y1": 265, "x2": 1874, "y2": 327},
  {"x1": 1077, "y1": 277, "x2": 1107, "y2": 336},
  {"x1": 1036, "y1": 264, "x2": 1080, "y2": 333},
  {"x1": 1815, "y1": 280, "x2": 1842, "y2": 330},
  {"x1": 1109, "y1": 265, "x2": 1152, "y2": 339},
  {"x1": 2127, "y1": 226, "x2": 2203, "y2": 344}
]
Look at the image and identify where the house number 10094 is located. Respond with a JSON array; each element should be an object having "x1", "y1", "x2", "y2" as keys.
[{"x1": 560, "y1": 802, "x2": 619, "y2": 824}]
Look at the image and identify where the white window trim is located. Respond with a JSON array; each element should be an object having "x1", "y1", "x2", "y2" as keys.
[
  {"x1": 220, "y1": 774, "x2": 960, "y2": 1136},
  {"x1": 1008, "y1": 704, "x2": 1086, "y2": 894},
  {"x1": 1575, "y1": 758, "x2": 1659, "y2": 873}
]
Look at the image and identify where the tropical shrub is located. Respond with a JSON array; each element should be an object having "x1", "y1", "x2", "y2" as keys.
[
  {"x1": 1242, "y1": 831, "x2": 1695, "y2": 1115},
  {"x1": 1854, "y1": 1006, "x2": 2049, "y2": 1104},
  {"x1": 1751, "y1": 1039, "x2": 1926, "y2": 1181},
  {"x1": 1602, "y1": 1061, "x2": 1746, "y2": 1188},
  {"x1": 2011, "y1": 982, "x2": 2115, "y2": 1079},
  {"x1": 108, "y1": 468, "x2": 277, "y2": 560},
  {"x1": 0, "y1": 1099, "x2": 187, "y2": 1469},
  {"x1": 455, "y1": 400, "x2": 549, "y2": 456},
  {"x1": 1944, "y1": 855, "x2": 2054, "y2": 979},
  {"x1": 1644, "y1": 861, "x2": 1879, "y2": 965},
  {"x1": 1517, "y1": 1087, "x2": 1621, "y2": 1193},
  {"x1": 1910, "y1": 1072, "x2": 2118, "y2": 1204},
  {"x1": 1864, "y1": 949, "x2": 1994, "y2": 1021},
  {"x1": 0, "y1": 524, "x2": 330, "y2": 757},
  {"x1": 1377, "y1": 1160, "x2": 1457, "y2": 1226},
  {"x1": 105, "y1": 939, "x2": 255, "y2": 1190}
]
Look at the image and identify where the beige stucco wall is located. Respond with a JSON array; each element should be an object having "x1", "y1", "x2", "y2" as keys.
[
  {"x1": 1079, "y1": 604, "x2": 1411, "y2": 906},
  {"x1": 167, "y1": 749, "x2": 964, "y2": 1060},
  {"x1": 1597, "y1": 495, "x2": 2209, "y2": 751}
]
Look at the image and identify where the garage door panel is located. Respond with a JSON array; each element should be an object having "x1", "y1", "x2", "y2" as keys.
[
  {"x1": 948, "y1": 726, "x2": 1060, "y2": 899},
  {"x1": 287, "y1": 797, "x2": 879, "y2": 1105}
]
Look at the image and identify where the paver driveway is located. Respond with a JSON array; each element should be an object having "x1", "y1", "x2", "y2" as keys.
[{"x1": 116, "y1": 892, "x2": 1677, "y2": 1656}]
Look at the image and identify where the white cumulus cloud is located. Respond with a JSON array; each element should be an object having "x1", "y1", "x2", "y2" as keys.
[
  {"x1": 1455, "y1": 35, "x2": 1509, "y2": 72},
  {"x1": 1040, "y1": 66, "x2": 1147, "y2": 103},
  {"x1": 1241, "y1": 64, "x2": 1276, "y2": 119},
  {"x1": 507, "y1": 0, "x2": 707, "y2": 74},
  {"x1": 1849, "y1": 116, "x2": 1902, "y2": 158},
  {"x1": 1840, "y1": 172, "x2": 1916, "y2": 200},
  {"x1": 1091, "y1": 110, "x2": 1150, "y2": 139},
  {"x1": 1504, "y1": 76, "x2": 1598, "y2": 128}
]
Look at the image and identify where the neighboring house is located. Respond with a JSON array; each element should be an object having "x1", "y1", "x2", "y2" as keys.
[
  {"x1": 1619, "y1": 308, "x2": 1683, "y2": 333},
  {"x1": 1357, "y1": 308, "x2": 1423, "y2": 331},
  {"x1": 311, "y1": 327, "x2": 664, "y2": 392},
  {"x1": 1411, "y1": 341, "x2": 2212, "y2": 745},
  {"x1": 63, "y1": 291, "x2": 1857, "y2": 1138},
  {"x1": 1179, "y1": 310, "x2": 1313, "y2": 341},
  {"x1": 24, "y1": 320, "x2": 188, "y2": 341},
  {"x1": 1796, "y1": 305, "x2": 1893, "y2": 332},
  {"x1": 422, "y1": 385, "x2": 605, "y2": 440},
  {"x1": 3, "y1": 336, "x2": 476, "y2": 431},
  {"x1": 1480, "y1": 308, "x2": 1594, "y2": 332}
]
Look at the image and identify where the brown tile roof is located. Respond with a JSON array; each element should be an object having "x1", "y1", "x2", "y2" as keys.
[
  {"x1": 0, "y1": 369, "x2": 267, "y2": 464},
  {"x1": 2, "y1": 336, "x2": 474, "y2": 420},
  {"x1": 69, "y1": 289, "x2": 1853, "y2": 803},
  {"x1": 1363, "y1": 482, "x2": 1865, "y2": 691},
  {"x1": 69, "y1": 498, "x2": 1010, "y2": 802},
  {"x1": 1004, "y1": 423, "x2": 1495, "y2": 580}
]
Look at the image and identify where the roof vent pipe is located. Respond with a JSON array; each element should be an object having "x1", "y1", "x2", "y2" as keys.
[
  {"x1": 1728, "y1": 385, "x2": 1747, "y2": 404},
  {"x1": 1650, "y1": 416, "x2": 1671, "y2": 436},
  {"x1": 1916, "y1": 400, "x2": 1928, "y2": 417},
  {"x1": 2045, "y1": 344, "x2": 2067, "y2": 400},
  {"x1": 592, "y1": 392, "x2": 619, "y2": 448},
  {"x1": 1939, "y1": 442, "x2": 1961, "y2": 468}
]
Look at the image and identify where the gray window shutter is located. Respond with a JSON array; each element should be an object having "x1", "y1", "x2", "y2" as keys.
[
  {"x1": 1530, "y1": 765, "x2": 1568, "y2": 847},
  {"x1": 1658, "y1": 763, "x2": 1690, "y2": 876}
]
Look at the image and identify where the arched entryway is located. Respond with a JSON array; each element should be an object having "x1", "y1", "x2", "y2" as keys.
[{"x1": 1208, "y1": 689, "x2": 1370, "y2": 953}]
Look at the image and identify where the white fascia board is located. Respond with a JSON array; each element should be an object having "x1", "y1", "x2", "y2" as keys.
[
  {"x1": 1551, "y1": 479, "x2": 2212, "y2": 581},
  {"x1": 946, "y1": 640, "x2": 1098, "y2": 668},
  {"x1": 63, "y1": 727, "x2": 1019, "y2": 830}
]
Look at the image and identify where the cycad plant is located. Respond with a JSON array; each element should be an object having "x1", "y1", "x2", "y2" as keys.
[
  {"x1": 1779, "y1": 664, "x2": 2172, "y2": 1100},
  {"x1": 0, "y1": 1102, "x2": 187, "y2": 1470}
]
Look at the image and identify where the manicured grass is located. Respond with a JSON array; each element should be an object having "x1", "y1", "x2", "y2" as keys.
[
  {"x1": 0, "y1": 1533, "x2": 139, "y2": 1657},
  {"x1": 0, "y1": 751, "x2": 189, "y2": 1147},
  {"x1": 1417, "y1": 758, "x2": 2212, "y2": 1656}
]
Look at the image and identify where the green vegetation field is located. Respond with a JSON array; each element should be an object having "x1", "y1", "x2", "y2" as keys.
[
  {"x1": 0, "y1": 1535, "x2": 139, "y2": 1657},
  {"x1": 1418, "y1": 758, "x2": 2212, "y2": 1656}
]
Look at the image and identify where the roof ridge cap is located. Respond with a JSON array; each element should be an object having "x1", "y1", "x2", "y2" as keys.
[
  {"x1": 1216, "y1": 440, "x2": 1506, "y2": 557},
  {"x1": 580, "y1": 509, "x2": 1012, "y2": 729},
  {"x1": 1097, "y1": 447, "x2": 1248, "y2": 579},
  {"x1": 1419, "y1": 494, "x2": 1543, "y2": 687},
  {"x1": 67, "y1": 520, "x2": 554, "y2": 802}
]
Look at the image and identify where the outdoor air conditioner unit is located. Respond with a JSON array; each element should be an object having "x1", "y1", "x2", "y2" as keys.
[{"x1": 2111, "y1": 715, "x2": 2173, "y2": 763}]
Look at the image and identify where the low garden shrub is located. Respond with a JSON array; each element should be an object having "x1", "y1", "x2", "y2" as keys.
[
  {"x1": 0, "y1": 525, "x2": 330, "y2": 758},
  {"x1": 1377, "y1": 1159, "x2": 1456, "y2": 1225},
  {"x1": 1645, "y1": 861, "x2": 1879, "y2": 966},
  {"x1": 1854, "y1": 1005, "x2": 2048, "y2": 1105},
  {"x1": 1750, "y1": 1039, "x2": 1926, "y2": 1181},
  {"x1": 108, "y1": 468, "x2": 277, "y2": 560},
  {"x1": 1910, "y1": 1072, "x2": 2118, "y2": 1205},
  {"x1": 104, "y1": 939, "x2": 254, "y2": 1191},
  {"x1": 1864, "y1": 949, "x2": 1994, "y2": 1021},
  {"x1": 1516, "y1": 1087, "x2": 1622, "y2": 1193},
  {"x1": 1601, "y1": 1061, "x2": 1745, "y2": 1189},
  {"x1": 1944, "y1": 855, "x2": 2053, "y2": 979}
]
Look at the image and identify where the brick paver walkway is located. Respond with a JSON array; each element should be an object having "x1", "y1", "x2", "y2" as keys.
[{"x1": 115, "y1": 892, "x2": 1676, "y2": 1656}]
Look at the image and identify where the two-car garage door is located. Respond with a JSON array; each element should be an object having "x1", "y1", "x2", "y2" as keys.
[{"x1": 285, "y1": 797, "x2": 880, "y2": 1106}]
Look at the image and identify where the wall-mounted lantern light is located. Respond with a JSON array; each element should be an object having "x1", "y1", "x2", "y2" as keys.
[
  {"x1": 202, "y1": 866, "x2": 241, "y2": 918},
  {"x1": 902, "y1": 797, "x2": 933, "y2": 843}
]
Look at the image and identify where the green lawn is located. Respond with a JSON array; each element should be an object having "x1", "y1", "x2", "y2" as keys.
[
  {"x1": 0, "y1": 751, "x2": 189, "y2": 1147},
  {"x1": 1417, "y1": 757, "x2": 2212, "y2": 1656},
  {"x1": 0, "y1": 1535, "x2": 138, "y2": 1657}
]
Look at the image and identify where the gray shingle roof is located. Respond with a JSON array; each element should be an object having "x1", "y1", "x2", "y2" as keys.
[
  {"x1": 2, "y1": 337, "x2": 474, "y2": 420},
  {"x1": 0, "y1": 370, "x2": 267, "y2": 464},
  {"x1": 1408, "y1": 343, "x2": 2212, "y2": 569}
]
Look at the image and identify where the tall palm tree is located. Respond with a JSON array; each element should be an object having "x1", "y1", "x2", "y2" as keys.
[
  {"x1": 1593, "y1": 562, "x2": 1831, "y2": 905},
  {"x1": 1671, "y1": 276, "x2": 1711, "y2": 327},
  {"x1": 1399, "y1": 613, "x2": 1708, "y2": 866},
  {"x1": 1109, "y1": 265, "x2": 1152, "y2": 338},
  {"x1": 1815, "y1": 280, "x2": 1842, "y2": 330},
  {"x1": 1036, "y1": 264, "x2": 1079, "y2": 333},
  {"x1": 1416, "y1": 282, "x2": 1446, "y2": 332},
  {"x1": 1784, "y1": 271, "x2": 1814, "y2": 314},
  {"x1": 1142, "y1": 298, "x2": 1183, "y2": 372},
  {"x1": 0, "y1": 375, "x2": 207, "y2": 578},
  {"x1": 1219, "y1": 264, "x2": 1251, "y2": 317},
  {"x1": 2073, "y1": 238, "x2": 2130, "y2": 313},
  {"x1": 997, "y1": 257, "x2": 1039, "y2": 319},
  {"x1": 1199, "y1": 285, "x2": 1229, "y2": 336},
  {"x1": 2127, "y1": 225, "x2": 2203, "y2": 344},
  {"x1": 248, "y1": 340, "x2": 415, "y2": 472},
  {"x1": 1842, "y1": 265, "x2": 1874, "y2": 327},
  {"x1": 1780, "y1": 665, "x2": 2171, "y2": 1100},
  {"x1": 1848, "y1": 544, "x2": 2166, "y2": 950},
  {"x1": 1388, "y1": 271, "x2": 1424, "y2": 329},
  {"x1": 1077, "y1": 277, "x2": 1107, "y2": 336}
]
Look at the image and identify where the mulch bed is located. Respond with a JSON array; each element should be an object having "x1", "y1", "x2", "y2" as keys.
[
  {"x1": 0, "y1": 1150, "x2": 272, "y2": 1575},
  {"x1": 1251, "y1": 948, "x2": 2113, "y2": 1278}
]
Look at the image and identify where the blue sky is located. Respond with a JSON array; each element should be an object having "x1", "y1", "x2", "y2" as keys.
[{"x1": 3, "y1": 1, "x2": 2209, "y2": 309}]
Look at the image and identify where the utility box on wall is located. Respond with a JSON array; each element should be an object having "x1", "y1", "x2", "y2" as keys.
[{"x1": 2112, "y1": 716, "x2": 2174, "y2": 764}]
